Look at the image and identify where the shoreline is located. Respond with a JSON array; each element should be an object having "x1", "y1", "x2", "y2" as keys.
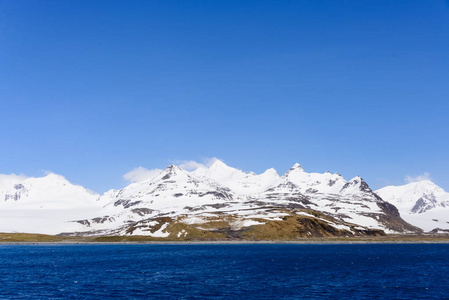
[
  {"x1": 2, "y1": 241, "x2": 449, "y2": 245},
  {"x1": 2, "y1": 235, "x2": 449, "y2": 245}
]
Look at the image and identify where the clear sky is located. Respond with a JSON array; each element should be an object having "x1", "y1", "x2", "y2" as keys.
[{"x1": 1, "y1": 0, "x2": 448, "y2": 193}]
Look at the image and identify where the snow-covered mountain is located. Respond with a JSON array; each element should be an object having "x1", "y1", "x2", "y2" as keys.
[
  {"x1": 68, "y1": 165, "x2": 239, "y2": 236},
  {"x1": 65, "y1": 161, "x2": 419, "y2": 238},
  {"x1": 1, "y1": 161, "x2": 431, "y2": 238},
  {"x1": 0, "y1": 173, "x2": 104, "y2": 234},
  {"x1": 254, "y1": 163, "x2": 417, "y2": 234},
  {"x1": 376, "y1": 181, "x2": 449, "y2": 232}
]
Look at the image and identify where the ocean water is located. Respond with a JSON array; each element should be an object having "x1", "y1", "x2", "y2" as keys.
[{"x1": 0, "y1": 243, "x2": 448, "y2": 299}]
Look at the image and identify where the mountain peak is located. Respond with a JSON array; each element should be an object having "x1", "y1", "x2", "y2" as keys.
[
  {"x1": 158, "y1": 164, "x2": 186, "y2": 180},
  {"x1": 409, "y1": 180, "x2": 441, "y2": 190},
  {"x1": 378, "y1": 180, "x2": 447, "y2": 198},
  {"x1": 376, "y1": 180, "x2": 449, "y2": 220},
  {"x1": 347, "y1": 175, "x2": 367, "y2": 185},
  {"x1": 263, "y1": 168, "x2": 279, "y2": 176},
  {"x1": 340, "y1": 176, "x2": 373, "y2": 194},
  {"x1": 289, "y1": 163, "x2": 304, "y2": 172},
  {"x1": 208, "y1": 159, "x2": 231, "y2": 170},
  {"x1": 281, "y1": 163, "x2": 304, "y2": 176},
  {"x1": 43, "y1": 172, "x2": 67, "y2": 181},
  {"x1": 190, "y1": 159, "x2": 246, "y2": 184},
  {"x1": 165, "y1": 164, "x2": 183, "y2": 172}
]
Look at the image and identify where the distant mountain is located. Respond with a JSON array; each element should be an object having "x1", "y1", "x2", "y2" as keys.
[
  {"x1": 376, "y1": 181, "x2": 449, "y2": 232},
  {"x1": 0, "y1": 162, "x2": 428, "y2": 238},
  {"x1": 65, "y1": 161, "x2": 419, "y2": 238},
  {"x1": 0, "y1": 173, "x2": 103, "y2": 234}
]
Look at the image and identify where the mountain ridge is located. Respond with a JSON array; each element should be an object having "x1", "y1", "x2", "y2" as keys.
[
  {"x1": 63, "y1": 161, "x2": 421, "y2": 237},
  {"x1": 2, "y1": 161, "x2": 446, "y2": 238}
]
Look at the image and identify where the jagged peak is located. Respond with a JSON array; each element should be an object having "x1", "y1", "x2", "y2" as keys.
[
  {"x1": 157, "y1": 164, "x2": 189, "y2": 180},
  {"x1": 340, "y1": 176, "x2": 373, "y2": 194},
  {"x1": 168, "y1": 164, "x2": 186, "y2": 172},
  {"x1": 287, "y1": 163, "x2": 304, "y2": 173},
  {"x1": 280, "y1": 163, "x2": 305, "y2": 179},
  {"x1": 292, "y1": 162, "x2": 303, "y2": 169},
  {"x1": 347, "y1": 176, "x2": 369, "y2": 187},
  {"x1": 349, "y1": 175, "x2": 362, "y2": 182}
]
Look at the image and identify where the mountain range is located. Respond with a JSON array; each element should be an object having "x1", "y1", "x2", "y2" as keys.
[{"x1": 1, "y1": 160, "x2": 448, "y2": 239}]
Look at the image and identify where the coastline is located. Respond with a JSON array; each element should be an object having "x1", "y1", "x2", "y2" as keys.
[{"x1": 2, "y1": 233, "x2": 449, "y2": 245}]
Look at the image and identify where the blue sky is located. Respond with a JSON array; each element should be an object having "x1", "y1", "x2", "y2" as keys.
[{"x1": 1, "y1": 0, "x2": 448, "y2": 193}]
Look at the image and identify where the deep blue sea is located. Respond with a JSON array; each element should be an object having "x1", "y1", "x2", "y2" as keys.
[{"x1": 0, "y1": 243, "x2": 448, "y2": 299}]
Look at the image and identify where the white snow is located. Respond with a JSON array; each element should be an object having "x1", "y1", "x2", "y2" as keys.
[
  {"x1": 192, "y1": 160, "x2": 280, "y2": 195},
  {"x1": 230, "y1": 219, "x2": 265, "y2": 230},
  {"x1": 376, "y1": 180, "x2": 449, "y2": 212},
  {"x1": 376, "y1": 181, "x2": 449, "y2": 231},
  {"x1": 149, "y1": 223, "x2": 170, "y2": 237},
  {"x1": 1, "y1": 160, "x2": 434, "y2": 235},
  {"x1": 0, "y1": 173, "x2": 103, "y2": 234}
]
